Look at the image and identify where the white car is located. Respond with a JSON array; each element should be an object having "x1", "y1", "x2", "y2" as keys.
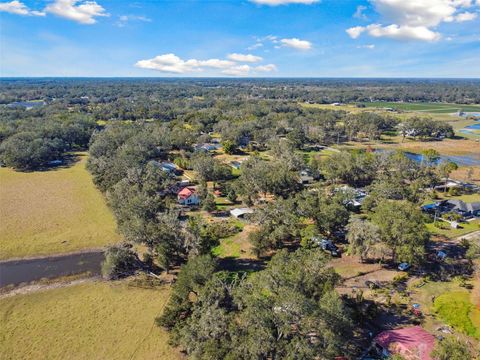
[{"x1": 398, "y1": 263, "x2": 410, "y2": 271}]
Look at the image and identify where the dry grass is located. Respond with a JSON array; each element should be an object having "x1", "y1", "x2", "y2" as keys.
[
  {"x1": 451, "y1": 166, "x2": 480, "y2": 184},
  {"x1": 379, "y1": 138, "x2": 480, "y2": 157},
  {"x1": 212, "y1": 224, "x2": 256, "y2": 259},
  {"x1": 0, "y1": 153, "x2": 121, "y2": 259},
  {"x1": 339, "y1": 137, "x2": 480, "y2": 157},
  {"x1": 0, "y1": 280, "x2": 181, "y2": 360}
]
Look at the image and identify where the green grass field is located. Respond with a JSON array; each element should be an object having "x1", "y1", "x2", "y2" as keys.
[
  {"x1": 361, "y1": 102, "x2": 480, "y2": 113},
  {"x1": 426, "y1": 219, "x2": 480, "y2": 238},
  {"x1": 0, "y1": 153, "x2": 121, "y2": 259},
  {"x1": 0, "y1": 281, "x2": 181, "y2": 360},
  {"x1": 433, "y1": 291, "x2": 480, "y2": 338}
]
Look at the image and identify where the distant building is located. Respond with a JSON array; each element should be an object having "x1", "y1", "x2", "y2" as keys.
[
  {"x1": 177, "y1": 187, "x2": 200, "y2": 206},
  {"x1": 299, "y1": 170, "x2": 314, "y2": 185},
  {"x1": 194, "y1": 143, "x2": 219, "y2": 153},
  {"x1": 149, "y1": 160, "x2": 183, "y2": 176},
  {"x1": 7, "y1": 100, "x2": 45, "y2": 110}
]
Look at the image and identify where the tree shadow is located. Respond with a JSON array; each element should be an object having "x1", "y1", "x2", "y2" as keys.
[{"x1": 217, "y1": 257, "x2": 267, "y2": 272}]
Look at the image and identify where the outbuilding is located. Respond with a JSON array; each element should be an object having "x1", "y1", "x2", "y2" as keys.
[{"x1": 230, "y1": 208, "x2": 254, "y2": 219}]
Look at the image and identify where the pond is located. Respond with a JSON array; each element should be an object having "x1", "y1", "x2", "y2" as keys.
[
  {"x1": 0, "y1": 251, "x2": 104, "y2": 287},
  {"x1": 465, "y1": 123, "x2": 480, "y2": 130},
  {"x1": 7, "y1": 101, "x2": 46, "y2": 109}
]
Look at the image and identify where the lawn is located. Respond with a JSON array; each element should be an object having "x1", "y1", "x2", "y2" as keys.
[
  {"x1": 433, "y1": 291, "x2": 480, "y2": 338},
  {"x1": 0, "y1": 153, "x2": 121, "y2": 260},
  {"x1": 426, "y1": 219, "x2": 480, "y2": 238},
  {"x1": 212, "y1": 224, "x2": 255, "y2": 259},
  {"x1": 0, "y1": 280, "x2": 181, "y2": 360}
]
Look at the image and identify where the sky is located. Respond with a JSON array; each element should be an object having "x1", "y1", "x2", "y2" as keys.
[{"x1": 0, "y1": 0, "x2": 479, "y2": 77}]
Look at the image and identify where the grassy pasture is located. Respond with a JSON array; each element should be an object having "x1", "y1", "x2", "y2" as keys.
[
  {"x1": 0, "y1": 153, "x2": 120, "y2": 259},
  {"x1": 0, "y1": 281, "x2": 181, "y2": 360},
  {"x1": 361, "y1": 102, "x2": 480, "y2": 113}
]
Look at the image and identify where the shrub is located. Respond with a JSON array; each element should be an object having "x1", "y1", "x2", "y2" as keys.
[
  {"x1": 392, "y1": 272, "x2": 409, "y2": 284},
  {"x1": 434, "y1": 221, "x2": 450, "y2": 230}
]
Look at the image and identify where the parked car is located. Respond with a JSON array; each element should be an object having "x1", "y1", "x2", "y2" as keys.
[
  {"x1": 398, "y1": 262, "x2": 410, "y2": 271},
  {"x1": 318, "y1": 239, "x2": 340, "y2": 257},
  {"x1": 436, "y1": 251, "x2": 447, "y2": 261}
]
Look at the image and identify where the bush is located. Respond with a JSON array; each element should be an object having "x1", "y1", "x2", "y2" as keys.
[
  {"x1": 205, "y1": 220, "x2": 241, "y2": 239},
  {"x1": 434, "y1": 221, "x2": 450, "y2": 230},
  {"x1": 392, "y1": 272, "x2": 409, "y2": 284},
  {"x1": 102, "y1": 243, "x2": 139, "y2": 280}
]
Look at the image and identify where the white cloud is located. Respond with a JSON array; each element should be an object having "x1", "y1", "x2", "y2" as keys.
[
  {"x1": 247, "y1": 42, "x2": 263, "y2": 50},
  {"x1": 367, "y1": 24, "x2": 441, "y2": 41},
  {"x1": 346, "y1": 26, "x2": 365, "y2": 39},
  {"x1": 354, "y1": 5, "x2": 368, "y2": 20},
  {"x1": 227, "y1": 53, "x2": 263, "y2": 62},
  {"x1": 280, "y1": 38, "x2": 312, "y2": 50},
  {"x1": 357, "y1": 44, "x2": 375, "y2": 49},
  {"x1": 348, "y1": 0, "x2": 479, "y2": 42},
  {"x1": 136, "y1": 53, "x2": 239, "y2": 74},
  {"x1": 249, "y1": 0, "x2": 318, "y2": 5},
  {"x1": 116, "y1": 14, "x2": 151, "y2": 27},
  {"x1": 135, "y1": 53, "x2": 278, "y2": 76},
  {"x1": 222, "y1": 65, "x2": 251, "y2": 76},
  {"x1": 45, "y1": 0, "x2": 108, "y2": 24},
  {"x1": 0, "y1": 1, "x2": 44, "y2": 16},
  {"x1": 450, "y1": 11, "x2": 477, "y2": 21},
  {"x1": 255, "y1": 64, "x2": 278, "y2": 72}
]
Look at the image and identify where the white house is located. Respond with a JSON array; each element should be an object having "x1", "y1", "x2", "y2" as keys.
[{"x1": 177, "y1": 187, "x2": 200, "y2": 206}]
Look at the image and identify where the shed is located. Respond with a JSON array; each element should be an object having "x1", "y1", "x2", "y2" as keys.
[{"x1": 230, "y1": 208, "x2": 254, "y2": 219}]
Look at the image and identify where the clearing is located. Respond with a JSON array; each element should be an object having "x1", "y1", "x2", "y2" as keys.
[
  {"x1": 0, "y1": 153, "x2": 121, "y2": 260},
  {"x1": 361, "y1": 102, "x2": 480, "y2": 113},
  {"x1": 0, "y1": 280, "x2": 181, "y2": 360}
]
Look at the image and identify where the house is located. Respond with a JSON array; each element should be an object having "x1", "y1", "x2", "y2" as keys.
[
  {"x1": 230, "y1": 208, "x2": 254, "y2": 219},
  {"x1": 373, "y1": 326, "x2": 435, "y2": 360},
  {"x1": 177, "y1": 187, "x2": 200, "y2": 206},
  {"x1": 194, "y1": 143, "x2": 219, "y2": 153},
  {"x1": 422, "y1": 199, "x2": 480, "y2": 218},
  {"x1": 441, "y1": 199, "x2": 479, "y2": 218},
  {"x1": 149, "y1": 160, "x2": 183, "y2": 176},
  {"x1": 299, "y1": 170, "x2": 314, "y2": 185},
  {"x1": 335, "y1": 185, "x2": 367, "y2": 209}
]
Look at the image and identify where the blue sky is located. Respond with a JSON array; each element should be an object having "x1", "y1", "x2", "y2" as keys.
[{"x1": 1, "y1": 0, "x2": 479, "y2": 77}]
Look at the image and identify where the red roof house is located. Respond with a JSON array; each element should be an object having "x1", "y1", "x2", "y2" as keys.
[
  {"x1": 177, "y1": 187, "x2": 200, "y2": 206},
  {"x1": 374, "y1": 326, "x2": 435, "y2": 360}
]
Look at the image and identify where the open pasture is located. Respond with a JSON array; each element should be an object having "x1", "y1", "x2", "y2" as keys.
[
  {"x1": 0, "y1": 280, "x2": 181, "y2": 360},
  {"x1": 0, "y1": 153, "x2": 120, "y2": 260},
  {"x1": 362, "y1": 102, "x2": 480, "y2": 113}
]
